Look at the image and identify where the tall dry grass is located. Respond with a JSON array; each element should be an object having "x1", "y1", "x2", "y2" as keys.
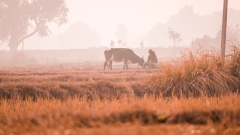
[{"x1": 147, "y1": 45, "x2": 240, "y2": 98}]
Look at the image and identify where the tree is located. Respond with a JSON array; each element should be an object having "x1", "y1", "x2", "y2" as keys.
[
  {"x1": 117, "y1": 40, "x2": 122, "y2": 44},
  {"x1": 216, "y1": 25, "x2": 240, "y2": 45},
  {"x1": 191, "y1": 25, "x2": 240, "y2": 50},
  {"x1": 140, "y1": 41, "x2": 143, "y2": 48},
  {"x1": 57, "y1": 22, "x2": 100, "y2": 49},
  {"x1": 0, "y1": 0, "x2": 68, "y2": 51},
  {"x1": 167, "y1": 28, "x2": 182, "y2": 47},
  {"x1": 110, "y1": 40, "x2": 114, "y2": 48},
  {"x1": 147, "y1": 22, "x2": 169, "y2": 46},
  {"x1": 191, "y1": 35, "x2": 216, "y2": 49},
  {"x1": 115, "y1": 24, "x2": 128, "y2": 45}
]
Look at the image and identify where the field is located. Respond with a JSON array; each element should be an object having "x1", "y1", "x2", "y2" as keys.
[{"x1": 0, "y1": 46, "x2": 240, "y2": 135}]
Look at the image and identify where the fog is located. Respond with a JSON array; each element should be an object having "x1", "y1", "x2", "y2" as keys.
[{"x1": 0, "y1": 0, "x2": 240, "y2": 66}]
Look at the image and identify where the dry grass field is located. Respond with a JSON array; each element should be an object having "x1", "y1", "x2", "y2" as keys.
[{"x1": 0, "y1": 46, "x2": 240, "y2": 135}]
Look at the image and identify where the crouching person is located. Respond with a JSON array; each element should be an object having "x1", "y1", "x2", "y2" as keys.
[{"x1": 143, "y1": 49, "x2": 159, "y2": 69}]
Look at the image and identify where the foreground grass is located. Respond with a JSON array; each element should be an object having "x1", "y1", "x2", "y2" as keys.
[{"x1": 0, "y1": 94, "x2": 240, "y2": 135}]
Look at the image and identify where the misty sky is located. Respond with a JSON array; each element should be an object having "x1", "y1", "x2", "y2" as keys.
[
  {"x1": 59, "y1": 0, "x2": 240, "y2": 33},
  {"x1": 54, "y1": 0, "x2": 240, "y2": 49},
  {"x1": 1, "y1": 0, "x2": 240, "y2": 50}
]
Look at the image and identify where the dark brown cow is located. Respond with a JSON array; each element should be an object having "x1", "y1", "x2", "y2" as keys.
[{"x1": 104, "y1": 48, "x2": 144, "y2": 70}]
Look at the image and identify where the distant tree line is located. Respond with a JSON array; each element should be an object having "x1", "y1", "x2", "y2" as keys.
[{"x1": 147, "y1": 5, "x2": 240, "y2": 48}]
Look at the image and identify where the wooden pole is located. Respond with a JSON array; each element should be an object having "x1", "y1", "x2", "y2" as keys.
[{"x1": 221, "y1": 0, "x2": 228, "y2": 64}]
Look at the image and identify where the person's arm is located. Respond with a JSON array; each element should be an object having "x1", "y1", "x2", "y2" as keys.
[
  {"x1": 155, "y1": 54, "x2": 158, "y2": 63},
  {"x1": 148, "y1": 55, "x2": 151, "y2": 63}
]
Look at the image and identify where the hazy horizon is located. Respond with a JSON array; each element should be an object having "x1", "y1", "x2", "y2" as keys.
[{"x1": 1, "y1": 0, "x2": 240, "y2": 50}]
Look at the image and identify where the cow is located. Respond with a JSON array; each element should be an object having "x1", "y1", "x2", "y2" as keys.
[{"x1": 104, "y1": 48, "x2": 145, "y2": 70}]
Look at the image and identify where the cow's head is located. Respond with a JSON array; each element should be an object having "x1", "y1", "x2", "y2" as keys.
[
  {"x1": 138, "y1": 56, "x2": 145, "y2": 66},
  {"x1": 104, "y1": 49, "x2": 111, "y2": 60}
]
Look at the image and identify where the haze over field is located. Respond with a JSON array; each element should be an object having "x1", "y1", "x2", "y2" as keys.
[
  {"x1": 1, "y1": 1, "x2": 240, "y2": 134},
  {"x1": 0, "y1": 0, "x2": 240, "y2": 50}
]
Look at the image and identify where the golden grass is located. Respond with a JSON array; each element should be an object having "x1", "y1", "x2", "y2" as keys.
[
  {"x1": 0, "y1": 68, "x2": 153, "y2": 100},
  {"x1": 0, "y1": 94, "x2": 240, "y2": 134},
  {"x1": 148, "y1": 45, "x2": 240, "y2": 97},
  {"x1": 0, "y1": 46, "x2": 240, "y2": 134}
]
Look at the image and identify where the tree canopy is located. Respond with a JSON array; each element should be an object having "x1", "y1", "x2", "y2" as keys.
[
  {"x1": 57, "y1": 22, "x2": 100, "y2": 49},
  {"x1": 168, "y1": 28, "x2": 182, "y2": 47},
  {"x1": 0, "y1": 0, "x2": 68, "y2": 51}
]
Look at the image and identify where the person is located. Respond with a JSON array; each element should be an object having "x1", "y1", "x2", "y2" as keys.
[{"x1": 144, "y1": 49, "x2": 158, "y2": 68}]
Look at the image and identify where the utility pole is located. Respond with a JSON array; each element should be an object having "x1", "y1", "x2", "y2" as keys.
[{"x1": 221, "y1": 0, "x2": 228, "y2": 64}]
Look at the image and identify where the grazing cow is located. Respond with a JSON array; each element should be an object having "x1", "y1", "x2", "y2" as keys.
[{"x1": 104, "y1": 48, "x2": 144, "y2": 70}]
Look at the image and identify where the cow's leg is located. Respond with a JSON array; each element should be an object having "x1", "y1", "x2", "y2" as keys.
[
  {"x1": 104, "y1": 61, "x2": 108, "y2": 70},
  {"x1": 124, "y1": 59, "x2": 128, "y2": 70},
  {"x1": 109, "y1": 61, "x2": 113, "y2": 70}
]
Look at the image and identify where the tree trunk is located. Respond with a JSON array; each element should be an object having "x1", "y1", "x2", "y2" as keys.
[
  {"x1": 7, "y1": 19, "x2": 40, "y2": 51},
  {"x1": 8, "y1": 37, "x2": 19, "y2": 51},
  {"x1": 9, "y1": 43, "x2": 18, "y2": 51}
]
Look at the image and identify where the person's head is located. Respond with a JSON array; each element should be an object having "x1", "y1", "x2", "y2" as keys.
[{"x1": 149, "y1": 49, "x2": 153, "y2": 54}]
